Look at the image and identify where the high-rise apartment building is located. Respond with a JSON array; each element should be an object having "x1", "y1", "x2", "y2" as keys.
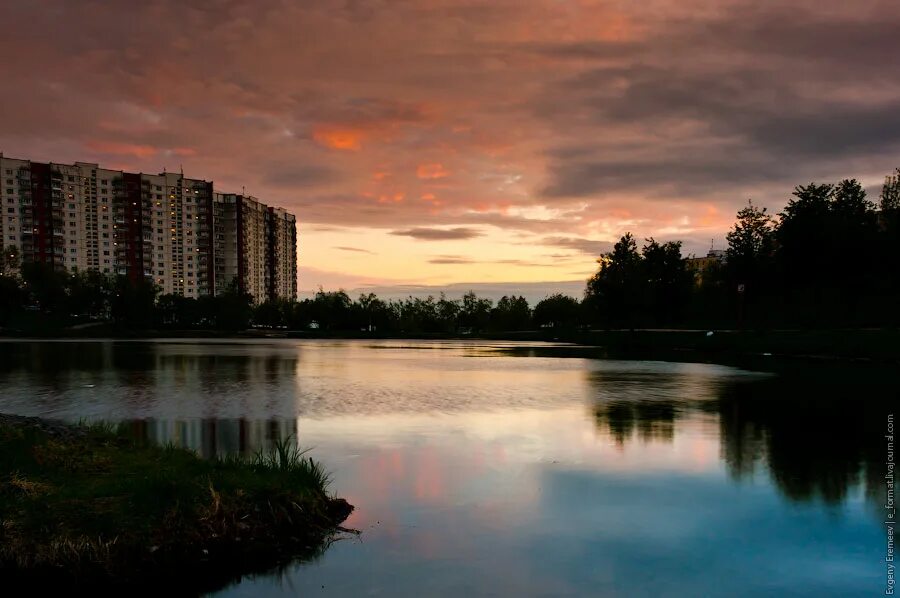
[
  {"x1": 268, "y1": 207, "x2": 298, "y2": 301},
  {"x1": 212, "y1": 194, "x2": 298, "y2": 303},
  {"x1": 0, "y1": 156, "x2": 297, "y2": 303}
]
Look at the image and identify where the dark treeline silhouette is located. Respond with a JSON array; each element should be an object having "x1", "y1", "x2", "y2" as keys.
[
  {"x1": 0, "y1": 258, "x2": 254, "y2": 332},
  {"x1": 252, "y1": 290, "x2": 564, "y2": 334},
  {"x1": 585, "y1": 171, "x2": 900, "y2": 329},
  {"x1": 2, "y1": 169, "x2": 899, "y2": 333}
]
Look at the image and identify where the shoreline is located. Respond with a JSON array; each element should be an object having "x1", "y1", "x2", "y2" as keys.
[
  {"x1": 2, "y1": 326, "x2": 898, "y2": 365},
  {"x1": 0, "y1": 414, "x2": 354, "y2": 593}
]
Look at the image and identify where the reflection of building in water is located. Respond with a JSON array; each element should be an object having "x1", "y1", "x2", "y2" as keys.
[
  {"x1": 152, "y1": 350, "x2": 297, "y2": 386},
  {"x1": 131, "y1": 418, "x2": 299, "y2": 458}
]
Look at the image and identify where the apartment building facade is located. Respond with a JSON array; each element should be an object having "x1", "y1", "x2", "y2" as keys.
[{"x1": 0, "y1": 156, "x2": 297, "y2": 303}]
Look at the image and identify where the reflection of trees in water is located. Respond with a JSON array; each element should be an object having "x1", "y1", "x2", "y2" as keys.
[
  {"x1": 713, "y1": 375, "x2": 890, "y2": 507},
  {"x1": 590, "y1": 366, "x2": 894, "y2": 509},
  {"x1": 594, "y1": 400, "x2": 677, "y2": 446}
]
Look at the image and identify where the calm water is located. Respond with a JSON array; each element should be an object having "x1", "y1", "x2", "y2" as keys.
[{"x1": 0, "y1": 339, "x2": 893, "y2": 597}]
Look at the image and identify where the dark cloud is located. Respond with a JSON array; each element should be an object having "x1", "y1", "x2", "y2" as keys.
[
  {"x1": 428, "y1": 255, "x2": 475, "y2": 264},
  {"x1": 4, "y1": 0, "x2": 900, "y2": 276},
  {"x1": 541, "y1": 237, "x2": 613, "y2": 256},
  {"x1": 390, "y1": 227, "x2": 483, "y2": 240},
  {"x1": 263, "y1": 164, "x2": 337, "y2": 188},
  {"x1": 535, "y1": 3, "x2": 900, "y2": 203},
  {"x1": 334, "y1": 246, "x2": 375, "y2": 254}
]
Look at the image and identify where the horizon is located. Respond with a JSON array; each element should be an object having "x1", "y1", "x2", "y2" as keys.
[{"x1": 2, "y1": 1, "x2": 900, "y2": 296}]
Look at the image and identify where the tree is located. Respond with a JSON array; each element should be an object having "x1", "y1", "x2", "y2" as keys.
[
  {"x1": 110, "y1": 275, "x2": 158, "y2": 329},
  {"x1": 20, "y1": 262, "x2": 68, "y2": 315},
  {"x1": 533, "y1": 294, "x2": 581, "y2": 329},
  {"x1": 490, "y1": 295, "x2": 531, "y2": 331},
  {"x1": 213, "y1": 279, "x2": 254, "y2": 331},
  {"x1": 310, "y1": 289, "x2": 353, "y2": 330},
  {"x1": 1, "y1": 245, "x2": 20, "y2": 277},
  {"x1": 775, "y1": 183, "x2": 835, "y2": 284},
  {"x1": 726, "y1": 200, "x2": 775, "y2": 292},
  {"x1": 436, "y1": 293, "x2": 461, "y2": 333},
  {"x1": 459, "y1": 291, "x2": 492, "y2": 332},
  {"x1": 879, "y1": 169, "x2": 900, "y2": 311},
  {"x1": 356, "y1": 292, "x2": 391, "y2": 332},
  {"x1": 641, "y1": 238, "x2": 690, "y2": 326},
  {"x1": 774, "y1": 181, "x2": 880, "y2": 325},
  {"x1": 881, "y1": 168, "x2": 900, "y2": 212},
  {"x1": 0, "y1": 275, "x2": 24, "y2": 327},
  {"x1": 585, "y1": 233, "x2": 643, "y2": 328}
]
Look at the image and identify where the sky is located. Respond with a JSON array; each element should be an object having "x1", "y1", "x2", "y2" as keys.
[{"x1": 2, "y1": 0, "x2": 900, "y2": 299}]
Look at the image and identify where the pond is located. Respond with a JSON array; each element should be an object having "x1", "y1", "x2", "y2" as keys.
[{"x1": 0, "y1": 339, "x2": 892, "y2": 596}]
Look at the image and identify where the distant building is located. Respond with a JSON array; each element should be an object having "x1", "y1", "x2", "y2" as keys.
[
  {"x1": 213, "y1": 194, "x2": 297, "y2": 302},
  {"x1": 686, "y1": 249, "x2": 725, "y2": 284},
  {"x1": 0, "y1": 156, "x2": 297, "y2": 303}
]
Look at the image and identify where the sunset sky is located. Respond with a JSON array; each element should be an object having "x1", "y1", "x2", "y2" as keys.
[{"x1": 2, "y1": 0, "x2": 899, "y2": 298}]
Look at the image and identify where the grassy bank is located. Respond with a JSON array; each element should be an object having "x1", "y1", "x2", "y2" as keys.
[{"x1": 0, "y1": 415, "x2": 353, "y2": 593}]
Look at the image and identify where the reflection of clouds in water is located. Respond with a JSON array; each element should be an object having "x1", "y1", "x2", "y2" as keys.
[
  {"x1": 0, "y1": 340, "x2": 766, "y2": 420},
  {"x1": 0, "y1": 340, "x2": 889, "y2": 596}
]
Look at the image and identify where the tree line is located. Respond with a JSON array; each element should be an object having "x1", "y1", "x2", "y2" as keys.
[
  {"x1": 585, "y1": 173, "x2": 900, "y2": 329},
  {"x1": 0, "y1": 252, "x2": 580, "y2": 333},
  {"x1": 2, "y1": 168, "x2": 899, "y2": 333}
]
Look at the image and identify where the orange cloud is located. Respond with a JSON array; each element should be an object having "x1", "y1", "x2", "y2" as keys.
[
  {"x1": 85, "y1": 140, "x2": 158, "y2": 159},
  {"x1": 312, "y1": 126, "x2": 364, "y2": 151},
  {"x1": 378, "y1": 193, "x2": 405, "y2": 203},
  {"x1": 417, "y1": 163, "x2": 450, "y2": 179}
]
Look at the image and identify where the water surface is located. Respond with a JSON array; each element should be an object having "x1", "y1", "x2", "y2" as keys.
[{"x1": 0, "y1": 339, "x2": 892, "y2": 596}]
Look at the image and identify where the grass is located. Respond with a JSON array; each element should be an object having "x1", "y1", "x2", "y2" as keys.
[{"x1": 0, "y1": 418, "x2": 353, "y2": 593}]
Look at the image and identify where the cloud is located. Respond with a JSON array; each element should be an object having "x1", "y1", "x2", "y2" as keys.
[
  {"x1": 428, "y1": 255, "x2": 475, "y2": 265},
  {"x1": 417, "y1": 163, "x2": 450, "y2": 179},
  {"x1": 5, "y1": 0, "x2": 900, "y2": 287},
  {"x1": 264, "y1": 164, "x2": 336, "y2": 187},
  {"x1": 312, "y1": 127, "x2": 364, "y2": 151},
  {"x1": 83, "y1": 140, "x2": 159, "y2": 159},
  {"x1": 541, "y1": 237, "x2": 613, "y2": 256},
  {"x1": 334, "y1": 246, "x2": 376, "y2": 254},
  {"x1": 390, "y1": 227, "x2": 483, "y2": 240}
]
